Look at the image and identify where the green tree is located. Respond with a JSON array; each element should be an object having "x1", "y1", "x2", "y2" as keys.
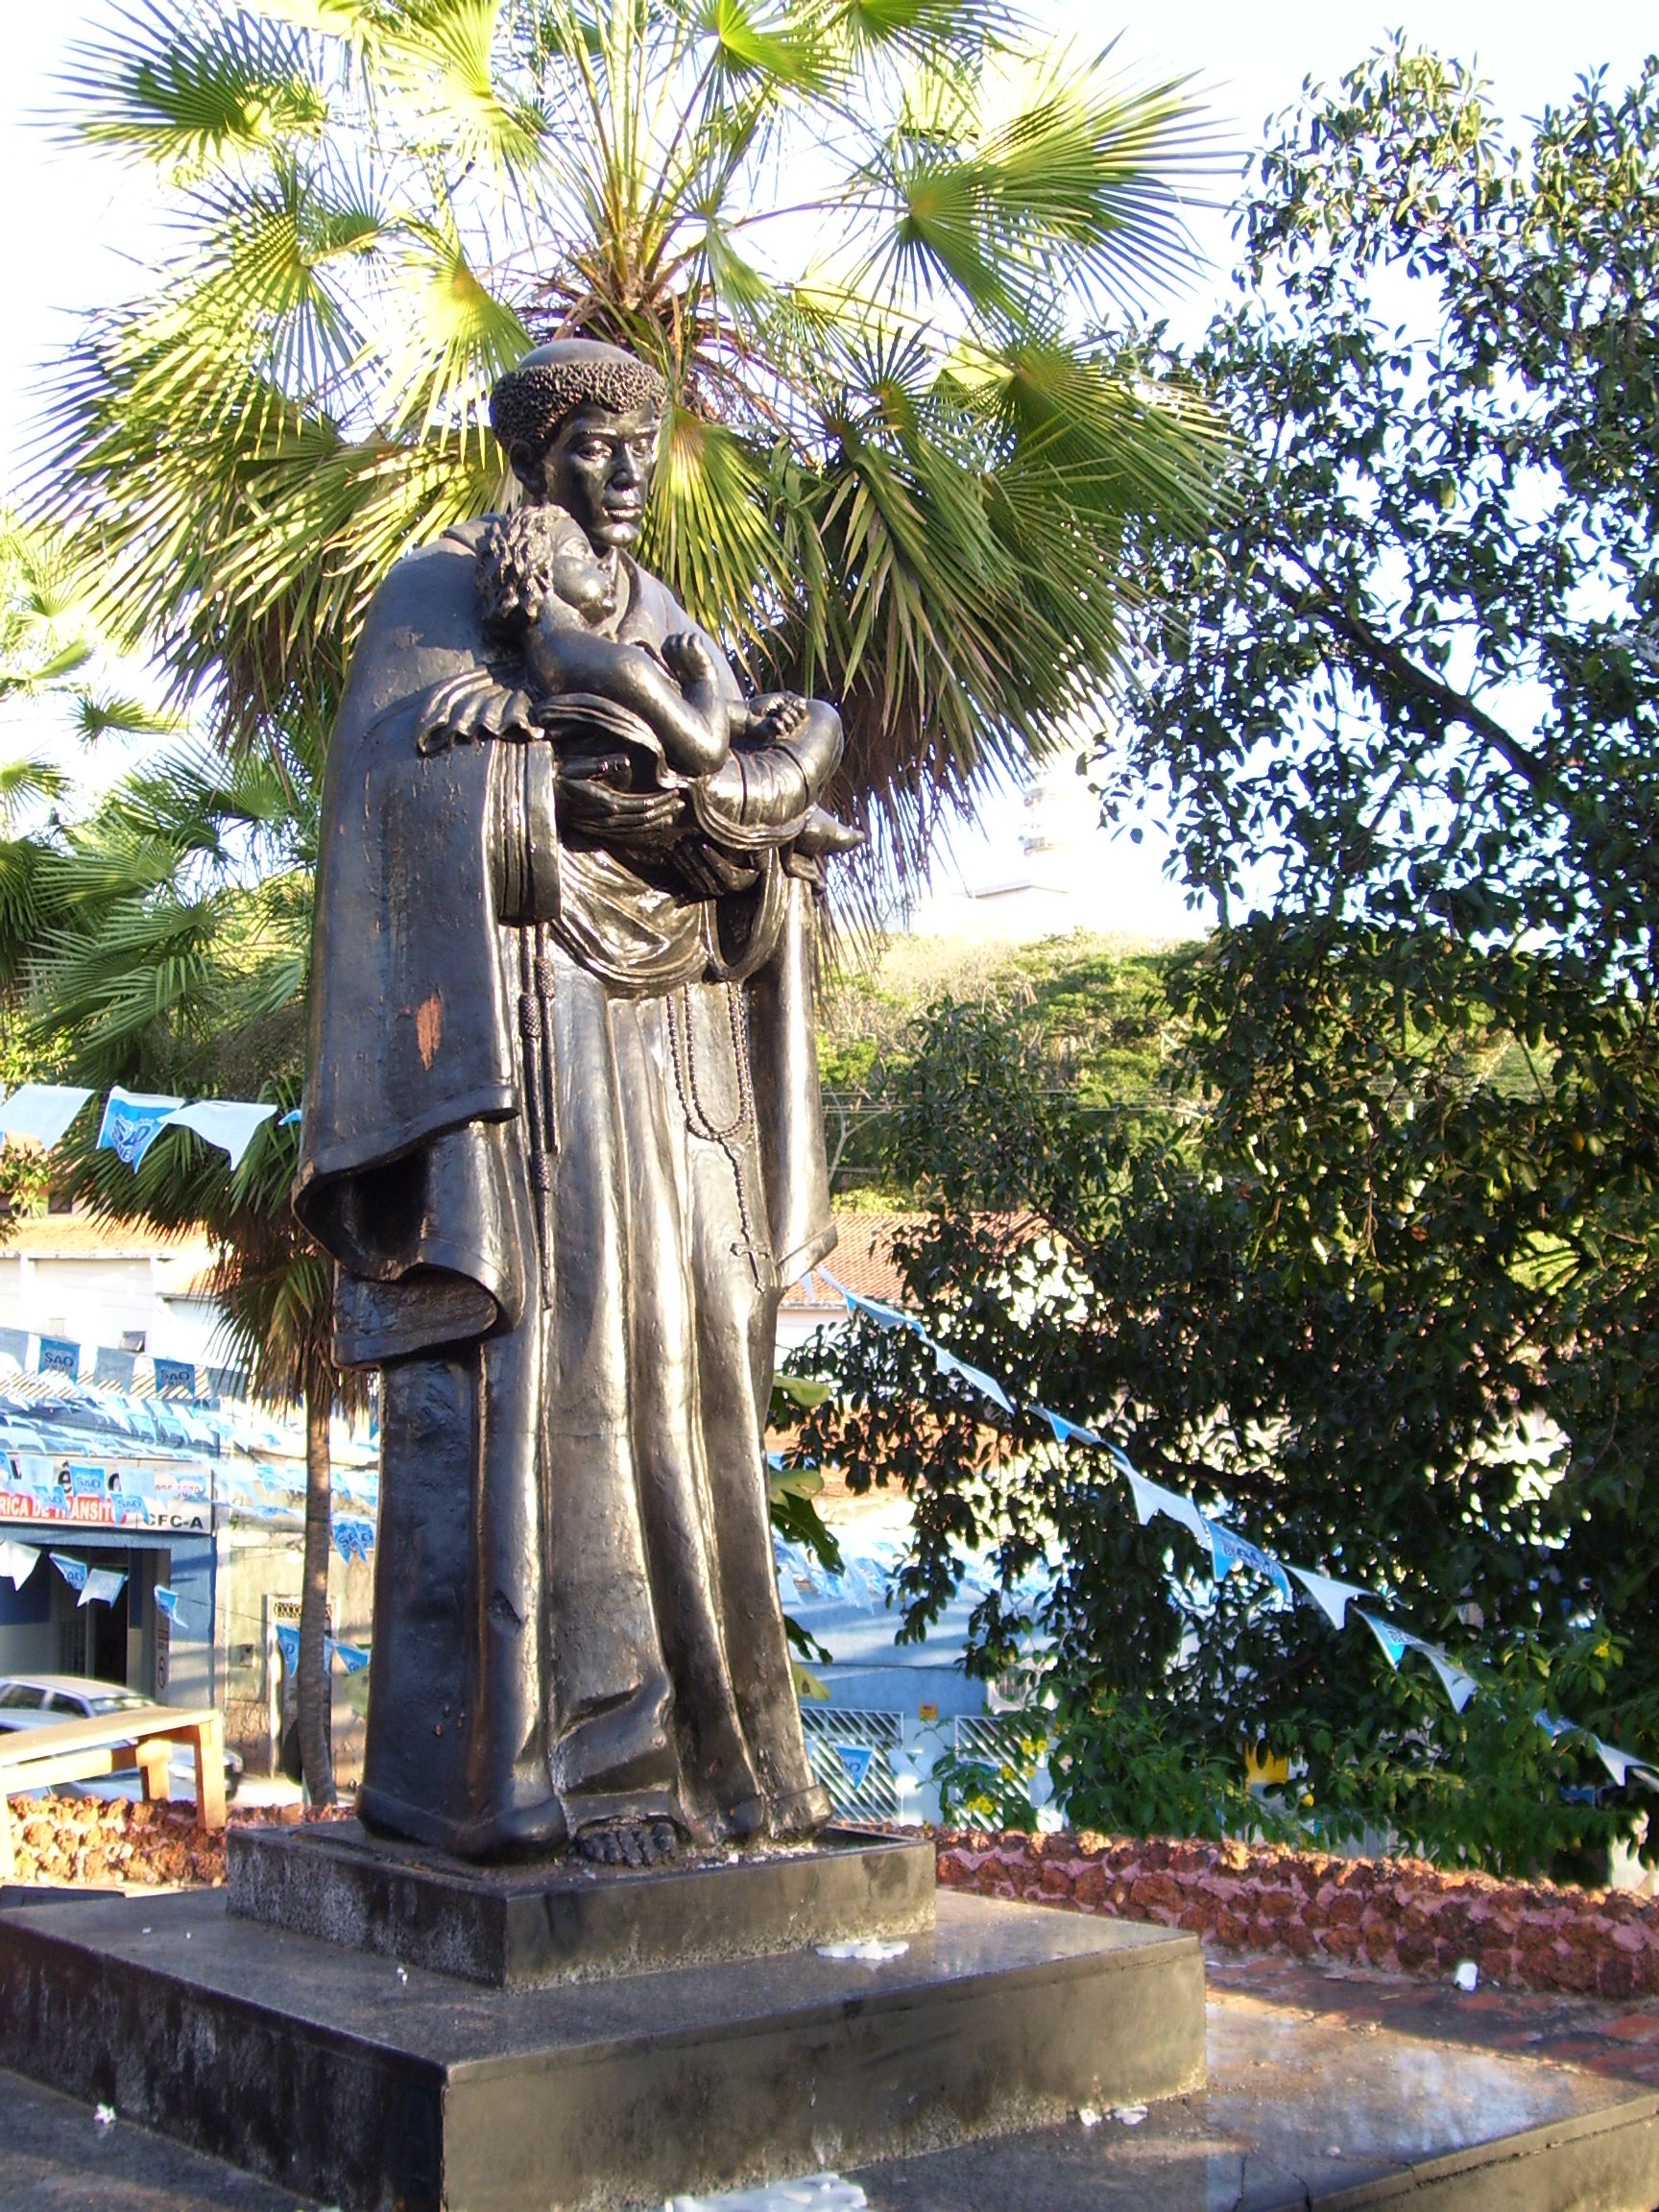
[
  {"x1": 0, "y1": 729, "x2": 357, "y2": 1802},
  {"x1": 789, "y1": 49, "x2": 1659, "y2": 1874},
  {"x1": 0, "y1": 512, "x2": 173, "y2": 1214},
  {"x1": 47, "y1": 0, "x2": 1219, "y2": 879}
]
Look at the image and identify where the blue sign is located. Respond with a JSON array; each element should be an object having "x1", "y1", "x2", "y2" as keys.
[{"x1": 37, "y1": 1337, "x2": 79, "y2": 1378}]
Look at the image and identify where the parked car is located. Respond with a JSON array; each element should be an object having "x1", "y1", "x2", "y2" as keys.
[{"x1": 0, "y1": 1673, "x2": 242, "y2": 1800}]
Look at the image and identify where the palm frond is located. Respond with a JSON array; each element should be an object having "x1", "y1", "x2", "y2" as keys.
[
  {"x1": 374, "y1": 0, "x2": 549, "y2": 182},
  {"x1": 58, "y1": 3, "x2": 330, "y2": 174}
]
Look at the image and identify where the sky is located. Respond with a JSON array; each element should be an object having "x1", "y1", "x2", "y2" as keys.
[{"x1": 0, "y1": 3, "x2": 1653, "y2": 936}]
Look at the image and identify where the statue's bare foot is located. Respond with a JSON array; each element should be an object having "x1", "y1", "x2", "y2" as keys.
[
  {"x1": 576, "y1": 1817, "x2": 682, "y2": 1868},
  {"x1": 661, "y1": 630, "x2": 721, "y2": 704}
]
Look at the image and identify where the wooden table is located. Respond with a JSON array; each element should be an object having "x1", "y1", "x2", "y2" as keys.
[{"x1": 0, "y1": 1707, "x2": 226, "y2": 1877}]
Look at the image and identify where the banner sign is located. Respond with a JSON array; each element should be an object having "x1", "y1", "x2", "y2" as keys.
[{"x1": 0, "y1": 1455, "x2": 213, "y2": 1533}]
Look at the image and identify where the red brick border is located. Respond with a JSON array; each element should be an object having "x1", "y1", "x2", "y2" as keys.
[{"x1": 934, "y1": 1829, "x2": 1659, "y2": 1998}]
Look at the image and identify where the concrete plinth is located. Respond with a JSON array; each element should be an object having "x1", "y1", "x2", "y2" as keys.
[
  {"x1": 0, "y1": 1887, "x2": 1204, "y2": 2212},
  {"x1": 227, "y1": 1819, "x2": 936, "y2": 1985}
]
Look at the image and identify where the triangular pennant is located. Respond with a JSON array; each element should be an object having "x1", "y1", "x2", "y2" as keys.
[
  {"x1": 1358, "y1": 1610, "x2": 1408, "y2": 1669},
  {"x1": 932, "y1": 1344, "x2": 1014, "y2": 1414},
  {"x1": 79, "y1": 1566, "x2": 127, "y2": 1608},
  {"x1": 1415, "y1": 1642, "x2": 1479, "y2": 1714},
  {"x1": 1201, "y1": 1516, "x2": 1294, "y2": 1604},
  {"x1": 159, "y1": 1099, "x2": 276, "y2": 1170},
  {"x1": 0, "y1": 1084, "x2": 93, "y2": 1151},
  {"x1": 1589, "y1": 1735, "x2": 1659, "y2": 1790},
  {"x1": 833, "y1": 1743, "x2": 875, "y2": 1790},
  {"x1": 97, "y1": 1086, "x2": 185, "y2": 1167},
  {"x1": 1287, "y1": 1564, "x2": 1376, "y2": 1630},
  {"x1": 49, "y1": 1551, "x2": 88, "y2": 1597},
  {"x1": 818, "y1": 1271, "x2": 920, "y2": 1335},
  {"x1": 0, "y1": 1537, "x2": 40, "y2": 1589},
  {"x1": 1122, "y1": 1469, "x2": 1211, "y2": 1549},
  {"x1": 1035, "y1": 1405, "x2": 1102, "y2": 1447}
]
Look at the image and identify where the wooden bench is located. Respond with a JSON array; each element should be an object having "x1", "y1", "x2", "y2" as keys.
[{"x1": 0, "y1": 1707, "x2": 226, "y2": 1878}]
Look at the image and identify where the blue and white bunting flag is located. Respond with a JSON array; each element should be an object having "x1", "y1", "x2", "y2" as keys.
[
  {"x1": 1408, "y1": 1638, "x2": 1479, "y2": 1714},
  {"x1": 161, "y1": 1099, "x2": 276, "y2": 1170},
  {"x1": 49, "y1": 1551, "x2": 88, "y2": 1596},
  {"x1": 0, "y1": 1084, "x2": 93, "y2": 1151},
  {"x1": 0, "y1": 1537, "x2": 39, "y2": 1589},
  {"x1": 1594, "y1": 1737, "x2": 1659, "y2": 1791},
  {"x1": 275, "y1": 1622, "x2": 301, "y2": 1670},
  {"x1": 98, "y1": 1087, "x2": 185, "y2": 1166},
  {"x1": 328, "y1": 1637, "x2": 370, "y2": 1674},
  {"x1": 1122, "y1": 1468, "x2": 1211, "y2": 1550},
  {"x1": 79, "y1": 1566, "x2": 127, "y2": 1608},
  {"x1": 1358, "y1": 1611, "x2": 1409, "y2": 1668},
  {"x1": 153, "y1": 1585, "x2": 181, "y2": 1625},
  {"x1": 1201, "y1": 1515, "x2": 1293, "y2": 1604},
  {"x1": 822, "y1": 1273, "x2": 923, "y2": 1336},
  {"x1": 932, "y1": 1344, "x2": 1015, "y2": 1414},
  {"x1": 1288, "y1": 1563, "x2": 1376, "y2": 1630},
  {"x1": 833, "y1": 1743, "x2": 875, "y2": 1790},
  {"x1": 1035, "y1": 1405, "x2": 1103, "y2": 1447}
]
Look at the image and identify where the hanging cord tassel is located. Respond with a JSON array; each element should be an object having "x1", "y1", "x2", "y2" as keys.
[{"x1": 518, "y1": 928, "x2": 555, "y2": 1308}]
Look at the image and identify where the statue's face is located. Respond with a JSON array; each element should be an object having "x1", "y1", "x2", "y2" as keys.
[{"x1": 525, "y1": 404, "x2": 659, "y2": 553}]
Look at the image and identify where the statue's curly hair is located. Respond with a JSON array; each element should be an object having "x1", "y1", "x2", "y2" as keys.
[{"x1": 489, "y1": 349, "x2": 666, "y2": 459}]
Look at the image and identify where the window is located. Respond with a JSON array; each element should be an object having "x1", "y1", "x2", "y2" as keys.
[
  {"x1": 0, "y1": 1683, "x2": 44, "y2": 1709},
  {"x1": 44, "y1": 1691, "x2": 88, "y2": 1714},
  {"x1": 87, "y1": 1692, "x2": 149, "y2": 1715}
]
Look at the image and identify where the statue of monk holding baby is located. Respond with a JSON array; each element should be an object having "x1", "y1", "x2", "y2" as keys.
[{"x1": 296, "y1": 340, "x2": 853, "y2": 1863}]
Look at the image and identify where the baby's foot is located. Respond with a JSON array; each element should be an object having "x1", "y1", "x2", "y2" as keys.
[
  {"x1": 743, "y1": 692, "x2": 809, "y2": 742},
  {"x1": 661, "y1": 630, "x2": 722, "y2": 706}
]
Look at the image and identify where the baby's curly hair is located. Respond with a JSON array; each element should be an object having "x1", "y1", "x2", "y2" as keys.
[{"x1": 474, "y1": 504, "x2": 592, "y2": 634}]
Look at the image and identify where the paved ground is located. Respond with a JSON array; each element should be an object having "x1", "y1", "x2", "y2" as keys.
[{"x1": 5, "y1": 1944, "x2": 1659, "y2": 2209}]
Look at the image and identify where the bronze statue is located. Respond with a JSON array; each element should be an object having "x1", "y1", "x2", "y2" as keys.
[{"x1": 296, "y1": 339, "x2": 854, "y2": 1863}]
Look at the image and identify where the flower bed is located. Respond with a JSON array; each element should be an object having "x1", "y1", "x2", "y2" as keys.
[
  {"x1": 934, "y1": 1828, "x2": 1659, "y2": 2000},
  {"x1": 5, "y1": 1795, "x2": 352, "y2": 1889}
]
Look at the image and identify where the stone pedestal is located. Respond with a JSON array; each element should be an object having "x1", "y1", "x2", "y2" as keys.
[
  {"x1": 227, "y1": 1819, "x2": 935, "y2": 1985},
  {"x1": 0, "y1": 1882, "x2": 1205, "y2": 2212}
]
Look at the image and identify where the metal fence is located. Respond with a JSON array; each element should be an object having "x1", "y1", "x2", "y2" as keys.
[{"x1": 799, "y1": 1706, "x2": 903, "y2": 1820}]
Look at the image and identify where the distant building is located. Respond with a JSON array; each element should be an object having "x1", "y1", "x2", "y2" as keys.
[{"x1": 0, "y1": 1214, "x2": 226, "y2": 1381}]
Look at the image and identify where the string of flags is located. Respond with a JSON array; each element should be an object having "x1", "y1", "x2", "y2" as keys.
[
  {"x1": 814, "y1": 1269, "x2": 1659, "y2": 1799},
  {"x1": 46, "y1": 1551, "x2": 127, "y2": 1608},
  {"x1": 0, "y1": 1083, "x2": 299, "y2": 1173},
  {"x1": 272, "y1": 1621, "x2": 370, "y2": 1675}
]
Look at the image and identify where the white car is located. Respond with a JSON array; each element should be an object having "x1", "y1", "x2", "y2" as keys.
[{"x1": 0, "y1": 1673, "x2": 242, "y2": 1799}]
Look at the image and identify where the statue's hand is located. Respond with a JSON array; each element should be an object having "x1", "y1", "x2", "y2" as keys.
[{"x1": 555, "y1": 762, "x2": 683, "y2": 841}]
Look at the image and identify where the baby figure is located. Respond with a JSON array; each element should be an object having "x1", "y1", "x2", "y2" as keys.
[{"x1": 476, "y1": 504, "x2": 856, "y2": 850}]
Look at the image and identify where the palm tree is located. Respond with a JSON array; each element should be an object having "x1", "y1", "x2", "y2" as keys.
[
  {"x1": 0, "y1": 723, "x2": 356, "y2": 1802},
  {"x1": 44, "y1": 0, "x2": 1222, "y2": 886}
]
